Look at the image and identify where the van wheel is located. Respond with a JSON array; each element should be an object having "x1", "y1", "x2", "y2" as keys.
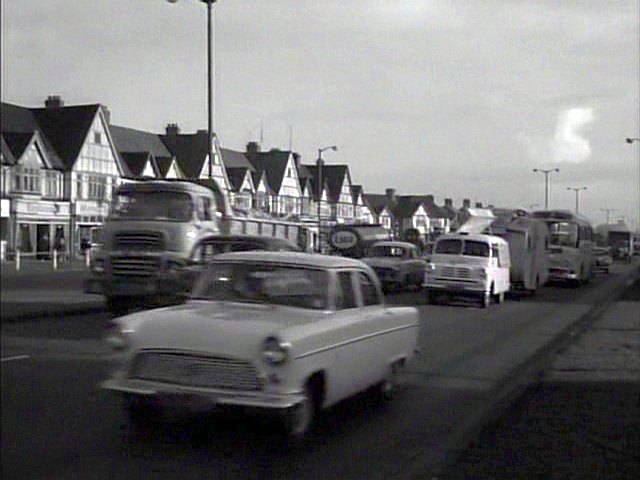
[{"x1": 481, "y1": 289, "x2": 492, "y2": 308}]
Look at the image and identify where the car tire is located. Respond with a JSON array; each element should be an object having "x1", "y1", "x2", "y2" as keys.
[
  {"x1": 378, "y1": 361, "x2": 402, "y2": 402},
  {"x1": 284, "y1": 384, "x2": 315, "y2": 440},
  {"x1": 125, "y1": 396, "x2": 159, "y2": 431}
]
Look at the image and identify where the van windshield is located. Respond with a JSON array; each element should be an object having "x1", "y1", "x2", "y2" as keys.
[
  {"x1": 435, "y1": 238, "x2": 490, "y2": 257},
  {"x1": 110, "y1": 190, "x2": 193, "y2": 222}
]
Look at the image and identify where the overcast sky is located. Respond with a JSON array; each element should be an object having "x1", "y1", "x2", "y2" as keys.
[{"x1": 2, "y1": 0, "x2": 639, "y2": 228}]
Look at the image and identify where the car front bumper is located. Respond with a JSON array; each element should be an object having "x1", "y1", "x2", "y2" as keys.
[{"x1": 101, "y1": 377, "x2": 306, "y2": 411}]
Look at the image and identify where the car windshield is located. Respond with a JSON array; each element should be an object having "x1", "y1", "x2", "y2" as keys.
[
  {"x1": 434, "y1": 239, "x2": 490, "y2": 257},
  {"x1": 110, "y1": 190, "x2": 193, "y2": 222},
  {"x1": 368, "y1": 245, "x2": 408, "y2": 258},
  {"x1": 191, "y1": 262, "x2": 328, "y2": 310}
]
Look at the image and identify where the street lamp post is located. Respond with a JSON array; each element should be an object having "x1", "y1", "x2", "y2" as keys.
[
  {"x1": 316, "y1": 145, "x2": 338, "y2": 252},
  {"x1": 566, "y1": 186, "x2": 587, "y2": 215},
  {"x1": 600, "y1": 208, "x2": 617, "y2": 224},
  {"x1": 168, "y1": 0, "x2": 217, "y2": 180},
  {"x1": 532, "y1": 168, "x2": 560, "y2": 210},
  {"x1": 626, "y1": 137, "x2": 640, "y2": 231}
]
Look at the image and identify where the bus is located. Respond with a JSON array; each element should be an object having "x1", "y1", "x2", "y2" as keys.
[{"x1": 532, "y1": 209, "x2": 594, "y2": 285}]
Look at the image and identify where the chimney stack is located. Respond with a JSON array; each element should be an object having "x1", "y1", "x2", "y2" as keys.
[
  {"x1": 165, "y1": 123, "x2": 180, "y2": 136},
  {"x1": 385, "y1": 188, "x2": 396, "y2": 201},
  {"x1": 425, "y1": 194, "x2": 435, "y2": 204},
  {"x1": 45, "y1": 95, "x2": 64, "y2": 109},
  {"x1": 463, "y1": 198, "x2": 471, "y2": 208},
  {"x1": 475, "y1": 202, "x2": 483, "y2": 208},
  {"x1": 445, "y1": 198, "x2": 453, "y2": 207},
  {"x1": 101, "y1": 105, "x2": 111, "y2": 125},
  {"x1": 246, "y1": 141, "x2": 261, "y2": 157}
]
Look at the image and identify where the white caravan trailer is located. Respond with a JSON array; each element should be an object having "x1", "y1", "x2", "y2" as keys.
[{"x1": 489, "y1": 209, "x2": 550, "y2": 293}]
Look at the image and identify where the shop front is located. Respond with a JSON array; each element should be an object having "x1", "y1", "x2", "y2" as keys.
[
  {"x1": 74, "y1": 200, "x2": 109, "y2": 255},
  {"x1": 1, "y1": 198, "x2": 10, "y2": 260},
  {"x1": 12, "y1": 199, "x2": 71, "y2": 258}
]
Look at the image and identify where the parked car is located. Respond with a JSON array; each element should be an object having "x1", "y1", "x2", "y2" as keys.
[
  {"x1": 101, "y1": 251, "x2": 420, "y2": 438},
  {"x1": 592, "y1": 246, "x2": 613, "y2": 273},
  {"x1": 361, "y1": 241, "x2": 428, "y2": 291}
]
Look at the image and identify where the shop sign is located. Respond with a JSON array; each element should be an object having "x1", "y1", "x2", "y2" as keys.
[
  {"x1": 75, "y1": 201, "x2": 109, "y2": 216},
  {"x1": 15, "y1": 200, "x2": 70, "y2": 217},
  {"x1": 1, "y1": 199, "x2": 9, "y2": 218}
]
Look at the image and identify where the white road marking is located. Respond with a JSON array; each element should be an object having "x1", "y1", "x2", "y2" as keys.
[{"x1": 1, "y1": 354, "x2": 31, "y2": 363}]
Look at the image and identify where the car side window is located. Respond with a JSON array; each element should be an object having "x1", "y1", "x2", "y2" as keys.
[
  {"x1": 336, "y1": 271, "x2": 357, "y2": 310},
  {"x1": 357, "y1": 271, "x2": 380, "y2": 306}
]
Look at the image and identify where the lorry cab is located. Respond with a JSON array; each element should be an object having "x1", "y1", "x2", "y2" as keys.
[{"x1": 423, "y1": 232, "x2": 511, "y2": 307}]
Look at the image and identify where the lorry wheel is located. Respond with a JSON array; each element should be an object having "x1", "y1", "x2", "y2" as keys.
[{"x1": 481, "y1": 290, "x2": 491, "y2": 308}]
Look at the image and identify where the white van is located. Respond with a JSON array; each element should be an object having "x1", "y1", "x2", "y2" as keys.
[{"x1": 423, "y1": 232, "x2": 511, "y2": 307}]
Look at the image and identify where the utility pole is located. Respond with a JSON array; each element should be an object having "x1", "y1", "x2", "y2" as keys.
[{"x1": 533, "y1": 168, "x2": 560, "y2": 210}]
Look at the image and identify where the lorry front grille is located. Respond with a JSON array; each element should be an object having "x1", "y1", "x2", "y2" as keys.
[
  {"x1": 111, "y1": 256, "x2": 160, "y2": 276},
  {"x1": 114, "y1": 231, "x2": 165, "y2": 251},
  {"x1": 129, "y1": 351, "x2": 264, "y2": 391},
  {"x1": 441, "y1": 266, "x2": 471, "y2": 279}
]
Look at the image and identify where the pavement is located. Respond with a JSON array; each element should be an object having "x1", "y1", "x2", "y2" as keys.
[{"x1": 0, "y1": 258, "x2": 105, "y2": 322}]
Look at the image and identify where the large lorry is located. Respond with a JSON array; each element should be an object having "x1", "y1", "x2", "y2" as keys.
[
  {"x1": 327, "y1": 223, "x2": 391, "y2": 258},
  {"x1": 84, "y1": 179, "x2": 309, "y2": 313},
  {"x1": 595, "y1": 222, "x2": 634, "y2": 262}
]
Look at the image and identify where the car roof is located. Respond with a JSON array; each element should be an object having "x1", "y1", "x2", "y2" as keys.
[
  {"x1": 371, "y1": 241, "x2": 416, "y2": 248},
  {"x1": 211, "y1": 251, "x2": 371, "y2": 269}
]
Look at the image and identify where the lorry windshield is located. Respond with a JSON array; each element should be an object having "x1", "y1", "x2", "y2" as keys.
[
  {"x1": 435, "y1": 239, "x2": 490, "y2": 257},
  {"x1": 548, "y1": 222, "x2": 578, "y2": 248},
  {"x1": 110, "y1": 191, "x2": 193, "y2": 222},
  {"x1": 192, "y1": 262, "x2": 329, "y2": 310}
]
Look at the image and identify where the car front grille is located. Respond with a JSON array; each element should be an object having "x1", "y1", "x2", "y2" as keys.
[
  {"x1": 111, "y1": 256, "x2": 160, "y2": 276},
  {"x1": 114, "y1": 231, "x2": 165, "y2": 251},
  {"x1": 129, "y1": 351, "x2": 264, "y2": 391}
]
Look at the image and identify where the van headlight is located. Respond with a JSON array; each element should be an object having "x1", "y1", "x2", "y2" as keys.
[{"x1": 262, "y1": 336, "x2": 290, "y2": 366}]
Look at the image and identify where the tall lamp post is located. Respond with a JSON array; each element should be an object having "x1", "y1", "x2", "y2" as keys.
[
  {"x1": 316, "y1": 145, "x2": 338, "y2": 252},
  {"x1": 533, "y1": 168, "x2": 560, "y2": 210},
  {"x1": 600, "y1": 208, "x2": 617, "y2": 224},
  {"x1": 626, "y1": 137, "x2": 640, "y2": 231},
  {"x1": 566, "y1": 186, "x2": 587, "y2": 215},
  {"x1": 168, "y1": 0, "x2": 217, "y2": 180}
]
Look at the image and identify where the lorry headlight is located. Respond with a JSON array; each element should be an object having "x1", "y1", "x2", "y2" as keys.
[
  {"x1": 91, "y1": 259, "x2": 105, "y2": 274},
  {"x1": 262, "y1": 336, "x2": 290, "y2": 366}
]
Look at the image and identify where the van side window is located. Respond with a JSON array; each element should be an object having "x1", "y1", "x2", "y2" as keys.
[
  {"x1": 336, "y1": 271, "x2": 357, "y2": 310},
  {"x1": 357, "y1": 271, "x2": 380, "y2": 306},
  {"x1": 199, "y1": 196, "x2": 213, "y2": 221}
]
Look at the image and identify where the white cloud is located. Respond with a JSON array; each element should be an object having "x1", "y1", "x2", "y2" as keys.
[{"x1": 550, "y1": 108, "x2": 595, "y2": 163}]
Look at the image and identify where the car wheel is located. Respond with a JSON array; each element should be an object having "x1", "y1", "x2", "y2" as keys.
[
  {"x1": 125, "y1": 396, "x2": 159, "y2": 431},
  {"x1": 378, "y1": 361, "x2": 402, "y2": 402},
  {"x1": 284, "y1": 385, "x2": 315, "y2": 439}
]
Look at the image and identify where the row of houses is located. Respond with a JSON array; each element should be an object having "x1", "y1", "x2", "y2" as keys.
[{"x1": 1, "y1": 96, "x2": 482, "y2": 257}]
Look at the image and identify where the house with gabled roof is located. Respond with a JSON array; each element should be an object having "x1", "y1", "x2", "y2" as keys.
[
  {"x1": 220, "y1": 147, "x2": 255, "y2": 212},
  {"x1": 245, "y1": 142, "x2": 303, "y2": 216},
  {"x1": 1, "y1": 96, "x2": 125, "y2": 255},
  {"x1": 159, "y1": 124, "x2": 230, "y2": 197},
  {"x1": 110, "y1": 124, "x2": 180, "y2": 180},
  {"x1": 350, "y1": 184, "x2": 375, "y2": 224}
]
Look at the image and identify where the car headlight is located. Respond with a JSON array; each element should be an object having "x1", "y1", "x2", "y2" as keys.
[
  {"x1": 105, "y1": 323, "x2": 133, "y2": 351},
  {"x1": 91, "y1": 258, "x2": 105, "y2": 274},
  {"x1": 262, "y1": 336, "x2": 290, "y2": 366}
]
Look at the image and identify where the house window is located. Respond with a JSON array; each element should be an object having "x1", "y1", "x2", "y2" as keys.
[
  {"x1": 87, "y1": 175, "x2": 107, "y2": 200},
  {"x1": 287, "y1": 167, "x2": 292, "y2": 178},
  {"x1": 13, "y1": 166, "x2": 41, "y2": 193},
  {"x1": 94, "y1": 132, "x2": 101, "y2": 144},
  {"x1": 44, "y1": 171, "x2": 60, "y2": 198}
]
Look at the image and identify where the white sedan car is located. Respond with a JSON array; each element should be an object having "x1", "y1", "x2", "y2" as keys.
[{"x1": 102, "y1": 251, "x2": 420, "y2": 438}]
